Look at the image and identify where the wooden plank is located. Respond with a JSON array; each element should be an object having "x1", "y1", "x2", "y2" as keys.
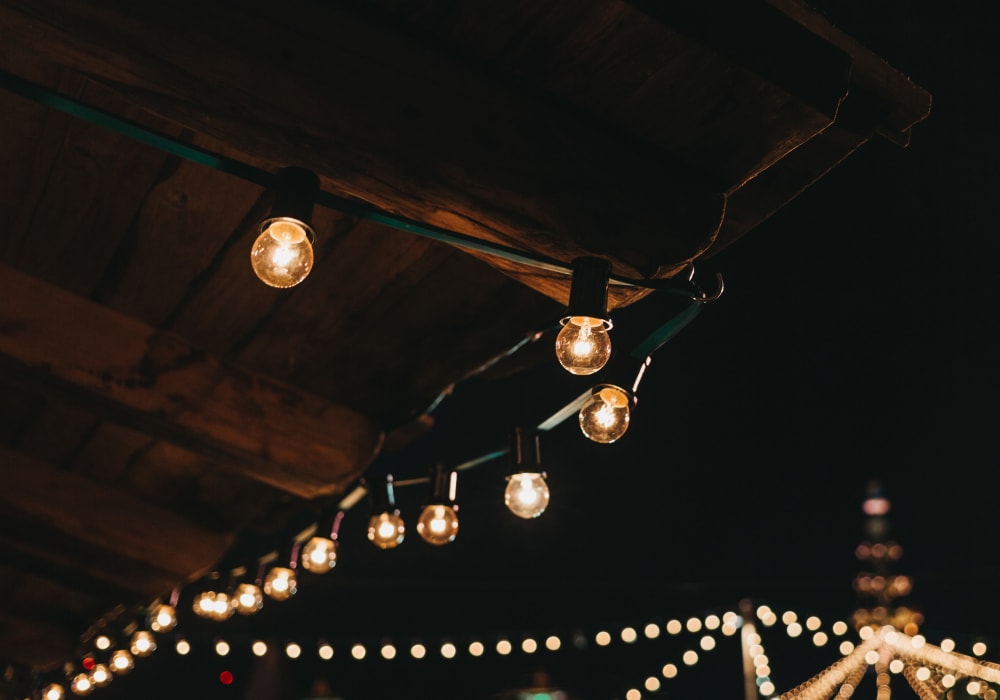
[
  {"x1": 0, "y1": 445, "x2": 231, "y2": 579},
  {"x1": 0, "y1": 0, "x2": 725, "y2": 292},
  {"x1": 0, "y1": 264, "x2": 384, "y2": 498}
]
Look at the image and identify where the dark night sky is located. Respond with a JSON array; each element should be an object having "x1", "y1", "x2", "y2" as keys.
[{"x1": 91, "y1": 4, "x2": 1000, "y2": 700}]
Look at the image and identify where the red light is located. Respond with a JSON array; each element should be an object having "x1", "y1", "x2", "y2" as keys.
[
  {"x1": 219, "y1": 670, "x2": 234, "y2": 685},
  {"x1": 82, "y1": 656, "x2": 95, "y2": 670}
]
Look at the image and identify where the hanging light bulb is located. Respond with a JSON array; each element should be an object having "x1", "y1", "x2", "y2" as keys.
[
  {"x1": 130, "y1": 630, "x2": 157, "y2": 657},
  {"x1": 41, "y1": 682, "x2": 66, "y2": 700},
  {"x1": 579, "y1": 383, "x2": 633, "y2": 443},
  {"x1": 264, "y1": 541, "x2": 301, "y2": 601},
  {"x1": 367, "y1": 475, "x2": 405, "y2": 549},
  {"x1": 301, "y1": 511, "x2": 344, "y2": 573},
  {"x1": 416, "y1": 465, "x2": 460, "y2": 546},
  {"x1": 90, "y1": 664, "x2": 111, "y2": 688},
  {"x1": 504, "y1": 428, "x2": 550, "y2": 519},
  {"x1": 70, "y1": 673, "x2": 93, "y2": 696},
  {"x1": 148, "y1": 599, "x2": 177, "y2": 632},
  {"x1": 555, "y1": 257, "x2": 613, "y2": 375},
  {"x1": 109, "y1": 649, "x2": 133, "y2": 675},
  {"x1": 234, "y1": 582, "x2": 264, "y2": 615},
  {"x1": 250, "y1": 167, "x2": 319, "y2": 288}
]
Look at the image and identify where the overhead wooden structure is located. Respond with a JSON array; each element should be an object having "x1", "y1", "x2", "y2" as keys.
[{"x1": 0, "y1": 0, "x2": 929, "y2": 687}]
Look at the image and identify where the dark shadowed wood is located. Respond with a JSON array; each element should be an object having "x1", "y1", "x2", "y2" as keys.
[
  {"x1": 0, "y1": 265, "x2": 383, "y2": 498},
  {"x1": 0, "y1": 446, "x2": 230, "y2": 579}
]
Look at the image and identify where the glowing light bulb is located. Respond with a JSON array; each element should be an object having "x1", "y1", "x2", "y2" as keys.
[
  {"x1": 263, "y1": 566, "x2": 298, "y2": 601},
  {"x1": 579, "y1": 384, "x2": 631, "y2": 443},
  {"x1": 110, "y1": 649, "x2": 133, "y2": 674},
  {"x1": 301, "y1": 535, "x2": 337, "y2": 573},
  {"x1": 130, "y1": 630, "x2": 156, "y2": 657},
  {"x1": 90, "y1": 664, "x2": 111, "y2": 687},
  {"x1": 416, "y1": 504, "x2": 459, "y2": 546},
  {"x1": 250, "y1": 218, "x2": 314, "y2": 288},
  {"x1": 234, "y1": 582, "x2": 264, "y2": 615},
  {"x1": 555, "y1": 316, "x2": 612, "y2": 375},
  {"x1": 504, "y1": 472, "x2": 550, "y2": 519},
  {"x1": 368, "y1": 511, "x2": 406, "y2": 549},
  {"x1": 149, "y1": 602, "x2": 177, "y2": 632},
  {"x1": 41, "y1": 683, "x2": 65, "y2": 700},
  {"x1": 70, "y1": 673, "x2": 93, "y2": 696}
]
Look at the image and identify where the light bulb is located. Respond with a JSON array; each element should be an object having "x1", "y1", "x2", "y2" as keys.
[
  {"x1": 416, "y1": 504, "x2": 459, "y2": 546},
  {"x1": 149, "y1": 602, "x2": 177, "y2": 632},
  {"x1": 70, "y1": 673, "x2": 93, "y2": 696},
  {"x1": 368, "y1": 511, "x2": 406, "y2": 549},
  {"x1": 234, "y1": 582, "x2": 264, "y2": 615},
  {"x1": 110, "y1": 649, "x2": 133, "y2": 674},
  {"x1": 41, "y1": 683, "x2": 66, "y2": 700},
  {"x1": 301, "y1": 535, "x2": 337, "y2": 573},
  {"x1": 90, "y1": 664, "x2": 111, "y2": 687},
  {"x1": 579, "y1": 384, "x2": 631, "y2": 443},
  {"x1": 130, "y1": 630, "x2": 156, "y2": 657},
  {"x1": 504, "y1": 472, "x2": 550, "y2": 519},
  {"x1": 555, "y1": 316, "x2": 612, "y2": 374},
  {"x1": 263, "y1": 566, "x2": 298, "y2": 601},
  {"x1": 250, "y1": 218, "x2": 314, "y2": 288}
]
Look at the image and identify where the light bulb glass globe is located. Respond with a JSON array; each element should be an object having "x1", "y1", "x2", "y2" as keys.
[
  {"x1": 504, "y1": 472, "x2": 551, "y2": 519},
  {"x1": 208, "y1": 591, "x2": 235, "y2": 621},
  {"x1": 70, "y1": 673, "x2": 93, "y2": 696},
  {"x1": 301, "y1": 535, "x2": 338, "y2": 573},
  {"x1": 416, "y1": 504, "x2": 459, "y2": 546},
  {"x1": 110, "y1": 649, "x2": 134, "y2": 674},
  {"x1": 263, "y1": 566, "x2": 298, "y2": 601},
  {"x1": 149, "y1": 602, "x2": 177, "y2": 632},
  {"x1": 368, "y1": 511, "x2": 406, "y2": 549},
  {"x1": 130, "y1": 630, "x2": 156, "y2": 657},
  {"x1": 250, "y1": 217, "x2": 314, "y2": 288},
  {"x1": 234, "y1": 582, "x2": 264, "y2": 615},
  {"x1": 90, "y1": 664, "x2": 111, "y2": 687},
  {"x1": 41, "y1": 683, "x2": 66, "y2": 700},
  {"x1": 579, "y1": 384, "x2": 631, "y2": 443},
  {"x1": 555, "y1": 316, "x2": 612, "y2": 375}
]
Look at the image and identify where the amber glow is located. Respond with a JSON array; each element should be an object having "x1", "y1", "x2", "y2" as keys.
[
  {"x1": 416, "y1": 503, "x2": 459, "y2": 545},
  {"x1": 367, "y1": 511, "x2": 406, "y2": 549},
  {"x1": 250, "y1": 218, "x2": 314, "y2": 288},
  {"x1": 555, "y1": 316, "x2": 612, "y2": 375}
]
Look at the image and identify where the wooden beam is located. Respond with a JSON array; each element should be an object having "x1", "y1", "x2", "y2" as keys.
[
  {"x1": 0, "y1": 0, "x2": 725, "y2": 288},
  {"x1": 0, "y1": 264, "x2": 383, "y2": 499},
  {"x1": 0, "y1": 446, "x2": 231, "y2": 581}
]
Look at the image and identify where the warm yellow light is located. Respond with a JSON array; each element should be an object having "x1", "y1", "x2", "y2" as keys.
[
  {"x1": 504, "y1": 472, "x2": 550, "y2": 519},
  {"x1": 555, "y1": 316, "x2": 611, "y2": 375},
  {"x1": 250, "y1": 218, "x2": 314, "y2": 288},
  {"x1": 301, "y1": 535, "x2": 338, "y2": 573},
  {"x1": 318, "y1": 643, "x2": 334, "y2": 660},
  {"x1": 286, "y1": 643, "x2": 302, "y2": 659},
  {"x1": 41, "y1": 683, "x2": 65, "y2": 700},
  {"x1": 263, "y1": 566, "x2": 298, "y2": 601},
  {"x1": 110, "y1": 649, "x2": 133, "y2": 675},
  {"x1": 70, "y1": 673, "x2": 93, "y2": 696},
  {"x1": 234, "y1": 583, "x2": 264, "y2": 615},
  {"x1": 90, "y1": 664, "x2": 111, "y2": 687},
  {"x1": 252, "y1": 641, "x2": 268, "y2": 657},
  {"x1": 416, "y1": 504, "x2": 459, "y2": 546},
  {"x1": 351, "y1": 644, "x2": 366, "y2": 660},
  {"x1": 192, "y1": 591, "x2": 234, "y2": 620},
  {"x1": 175, "y1": 638, "x2": 191, "y2": 655},
  {"x1": 579, "y1": 384, "x2": 631, "y2": 443},
  {"x1": 149, "y1": 603, "x2": 177, "y2": 632},
  {"x1": 94, "y1": 635, "x2": 111, "y2": 651},
  {"x1": 367, "y1": 511, "x2": 406, "y2": 549},
  {"x1": 130, "y1": 630, "x2": 156, "y2": 657}
]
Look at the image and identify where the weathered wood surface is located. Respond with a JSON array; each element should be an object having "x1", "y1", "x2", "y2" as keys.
[{"x1": 0, "y1": 265, "x2": 384, "y2": 498}]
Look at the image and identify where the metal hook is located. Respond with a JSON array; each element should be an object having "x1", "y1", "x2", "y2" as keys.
[{"x1": 693, "y1": 271, "x2": 725, "y2": 303}]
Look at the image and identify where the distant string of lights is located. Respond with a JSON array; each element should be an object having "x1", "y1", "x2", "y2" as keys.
[{"x1": 26, "y1": 601, "x2": 1000, "y2": 700}]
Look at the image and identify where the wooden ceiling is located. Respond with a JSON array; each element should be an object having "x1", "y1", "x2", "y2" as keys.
[{"x1": 0, "y1": 0, "x2": 929, "y2": 691}]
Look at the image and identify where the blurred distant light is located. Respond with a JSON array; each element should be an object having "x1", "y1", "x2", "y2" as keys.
[{"x1": 219, "y1": 671, "x2": 233, "y2": 686}]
